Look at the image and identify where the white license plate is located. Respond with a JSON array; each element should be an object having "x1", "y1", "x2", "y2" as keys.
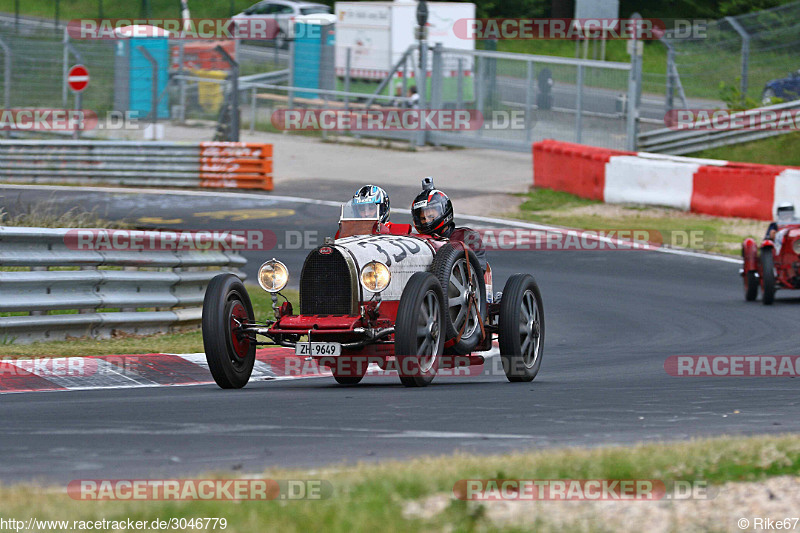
[{"x1": 295, "y1": 342, "x2": 342, "y2": 356}]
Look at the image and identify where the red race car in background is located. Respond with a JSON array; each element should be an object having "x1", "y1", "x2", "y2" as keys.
[
  {"x1": 741, "y1": 220, "x2": 800, "y2": 305},
  {"x1": 201, "y1": 202, "x2": 545, "y2": 388}
]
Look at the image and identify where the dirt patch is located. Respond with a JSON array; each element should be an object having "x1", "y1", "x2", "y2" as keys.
[
  {"x1": 405, "y1": 476, "x2": 800, "y2": 532},
  {"x1": 454, "y1": 194, "x2": 526, "y2": 218}
]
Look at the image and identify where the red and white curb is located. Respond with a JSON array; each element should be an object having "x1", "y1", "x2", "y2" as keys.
[{"x1": 0, "y1": 346, "x2": 500, "y2": 394}]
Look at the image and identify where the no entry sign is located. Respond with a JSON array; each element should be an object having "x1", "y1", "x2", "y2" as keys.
[{"x1": 67, "y1": 65, "x2": 89, "y2": 92}]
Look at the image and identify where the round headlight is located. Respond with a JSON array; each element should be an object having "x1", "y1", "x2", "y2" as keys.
[
  {"x1": 360, "y1": 261, "x2": 391, "y2": 293},
  {"x1": 258, "y1": 260, "x2": 289, "y2": 293},
  {"x1": 793, "y1": 239, "x2": 800, "y2": 255}
]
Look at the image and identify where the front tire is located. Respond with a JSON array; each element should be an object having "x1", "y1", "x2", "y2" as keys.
[
  {"x1": 395, "y1": 272, "x2": 446, "y2": 387},
  {"x1": 498, "y1": 274, "x2": 545, "y2": 382},
  {"x1": 761, "y1": 249, "x2": 776, "y2": 305},
  {"x1": 202, "y1": 274, "x2": 256, "y2": 388}
]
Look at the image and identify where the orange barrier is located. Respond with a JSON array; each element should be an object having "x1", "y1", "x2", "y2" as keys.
[{"x1": 198, "y1": 142, "x2": 273, "y2": 190}]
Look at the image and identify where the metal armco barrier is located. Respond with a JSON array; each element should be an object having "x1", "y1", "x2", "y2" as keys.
[
  {"x1": 638, "y1": 100, "x2": 800, "y2": 155},
  {"x1": 0, "y1": 227, "x2": 247, "y2": 344},
  {"x1": 0, "y1": 141, "x2": 273, "y2": 190}
]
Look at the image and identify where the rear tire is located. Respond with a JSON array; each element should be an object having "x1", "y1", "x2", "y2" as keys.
[
  {"x1": 498, "y1": 274, "x2": 545, "y2": 382},
  {"x1": 395, "y1": 272, "x2": 446, "y2": 387},
  {"x1": 761, "y1": 249, "x2": 776, "y2": 305},
  {"x1": 744, "y1": 270, "x2": 758, "y2": 301},
  {"x1": 202, "y1": 274, "x2": 256, "y2": 389},
  {"x1": 430, "y1": 243, "x2": 486, "y2": 355}
]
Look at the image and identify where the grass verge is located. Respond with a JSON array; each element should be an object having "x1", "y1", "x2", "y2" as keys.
[
  {"x1": 0, "y1": 287, "x2": 298, "y2": 356},
  {"x1": 688, "y1": 131, "x2": 800, "y2": 167},
  {"x1": 507, "y1": 188, "x2": 765, "y2": 256},
  {"x1": 0, "y1": 433, "x2": 797, "y2": 532}
]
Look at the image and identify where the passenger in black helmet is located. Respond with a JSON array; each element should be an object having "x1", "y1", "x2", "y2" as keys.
[{"x1": 410, "y1": 177, "x2": 487, "y2": 272}]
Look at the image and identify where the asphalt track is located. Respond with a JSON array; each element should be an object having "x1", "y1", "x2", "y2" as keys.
[{"x1": 1, "y1": 184, "x2": 798, "y2": 484}]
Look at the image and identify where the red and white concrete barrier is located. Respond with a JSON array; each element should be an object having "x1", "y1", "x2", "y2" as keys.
[{"x1": 533, "y1": 140, "x2": 800, "y2": 220}]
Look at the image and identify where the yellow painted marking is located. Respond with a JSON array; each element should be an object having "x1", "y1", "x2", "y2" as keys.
[
  {"x1": 195, "y1": 209, "x2": 296, "y2": 221},
  {"x1": 138, "y1": 216, "x2": 184, "y2": 224}
]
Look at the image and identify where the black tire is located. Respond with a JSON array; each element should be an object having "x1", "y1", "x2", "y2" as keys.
[
  {"x1": 395, "y1": 272, "x2": 446, "y2": 387},
  {"x1": 761, "y1": 249, "x2": 776, "y2": 305},
  {"x1": 744, "y1": 270, "x2": 758, "y2": 301},
  {"x1": 332, "y1": 358, "x2": 367, "y2": 385},
  {"x1": 429, "y1": 243, "x2": 486, "y2": 355},
  {"x1": 202, "y1": 273, "x2": 256, "y2": 388},
  {"x1": 498, "y1": 274, "x2": 545, "y2": 382}
]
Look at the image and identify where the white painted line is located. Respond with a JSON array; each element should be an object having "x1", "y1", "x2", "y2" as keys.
[{"x1": 0, "y1": 184, "x2": 741, "y2": 264}]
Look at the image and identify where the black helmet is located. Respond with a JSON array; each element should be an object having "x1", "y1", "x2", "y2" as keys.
[
  {"x1": 351, "y1": 185, "x2": 390, "y2": 223},
  {"x1": 411, "y1": 178, "x2": 453, "y2": 236}
]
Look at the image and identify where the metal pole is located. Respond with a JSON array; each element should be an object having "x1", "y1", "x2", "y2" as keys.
[
  {"x1": 344, "y1": 47, "x2": 351, "y2": 110},
  {"x1": 417, "y1": 40, "x2": 428, "y2": 146},
  {"x1": 14, "y1": 0, "x2": 19, "y2": 31},
  {"x1": 62, "y1": 30, "x2": 69, "y2": 107},
  {"x1": 178, "y1": 40, "x2": 186, "y2": 122},
  {"x1": 0, "y1": 36, "x2": 10, "y2": 139},
  {"x1": 525, "y1": 60, "x2": 533, "y2": 144},
  {"x1": 250, "y1": 86, "x2": 256, "y2": 134},
  {"x1": 476, "y1": 54, "x2": 485, "y2": 138},
  {"x1": 98, "y1": 0, "x2": 104, "y2": 18},
  {"x1": 575, "y1": 63, "x2": 584, "y2": 144},
  {"x1": 55, "y1": 0, "x2": 60, "y2": 30},
  {"x1": 288, "y1": 40, "x2": 294, "y2": 109},
  {"x1": 665, "y1": 42, "x2": 675, "y2": 113},
  {"x1": 73, "y1": 91, "x2": 82, "y2": 140},
  {"x1": 430, "y1": 42, "x2": 443, "y2": 110},
  {"x1": 726, "y1": 16, "x2": 750, "y2": 105},
  {"x1": 215, "y1": 44, "x2": 240, "y2": 141},
  {"x1": 456, "y1": 58, "x2": 464, "y2": 110},
  {"x1": 626, "y1": 14, "x2": 642, "y2": 151}
]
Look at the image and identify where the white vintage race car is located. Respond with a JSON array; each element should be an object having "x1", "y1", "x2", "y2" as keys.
[{"x1": 201, "y1": 204, "x2": 545, "y2": 388}]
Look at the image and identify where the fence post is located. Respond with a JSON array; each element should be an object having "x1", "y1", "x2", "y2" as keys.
[
  {"x1": 0, "y1": 36, "x2": 9, "y2": 139},
  {"x1": 626, "y1": 13, "x2": 643, "y2": 151},
  {"x1": 430, "y1": 42, "x2": 443, "y2": 110},
  {"x1": 726, "y1": 16, "x2": 750, "y2": 104},
  {"x1": 525, "y1": 60, "x2": 534, "y2": 144},
  {"x1": 250, "y1": 86, "x2": 257, "y2": 134},
  {"x1": 456, "y1": 57, "x2": 464, "y2": 110},
  {"x1": 664, "y1": 41, "x2": 675, "y2": 113},
  {"x1": 178, "y1": 40, "x2": 186, "y2": 122},
  {"x1": 344, "y1": 47, "x2": 351, "y2": 110},
  {"x1": 416, "y1": 40, "x2": 428, "y2": 147},
  {"x1": 288, "y1": 40, "x2": 295, "y2": 110},
  {"x1": 215, "y1": 44, "x2": 240, "y2": 142},
  {"x1": 575, "y1": 63, "x2": 584, "y2": 144}
]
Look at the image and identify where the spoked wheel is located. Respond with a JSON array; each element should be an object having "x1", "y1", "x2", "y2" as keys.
[
  {"x1": 499, "y1": 274, "x2": 545, "y2": 382},
  {"x1": 744, "y1": 270, "x2": 759, "y2": 301},
  {"x1": 395, "y1": 272, "x2": 446, "y2": 387},
  {"x1": 202, "y1": 274, "x2": 256, "y2": 388},
  {"x1": 430, "y1": 243, "x2": 486, "y2": 355},
  {"x1": 761, "y1": 249, "x2": 776, "y2": 305}
]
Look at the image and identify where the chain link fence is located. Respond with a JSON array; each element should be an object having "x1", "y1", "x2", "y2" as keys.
[{"x1": 662, "y1": 1, "x2": 800, "y2": 108}]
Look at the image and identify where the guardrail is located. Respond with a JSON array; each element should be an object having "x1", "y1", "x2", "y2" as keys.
[
  {"x1": 0, "y1": 227, "x2": 247, "y2": 344},
  {"x1": 0, "y1": 140, "x2": 273, "y2": 190},
  {"x1": 638, "y1": 100, "x2": 800, "y2": 155}
]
